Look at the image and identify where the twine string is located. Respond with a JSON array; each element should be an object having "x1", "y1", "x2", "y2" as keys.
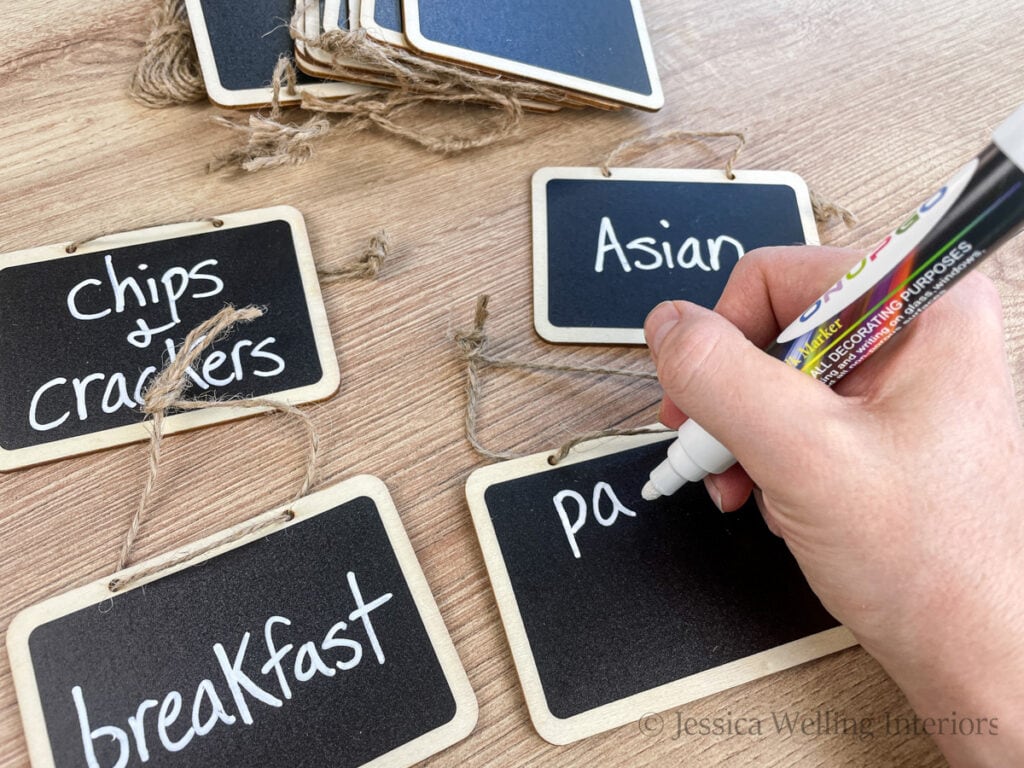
[
  {"x1": 597, "y1": 130, "x2": 856, "y2": 228},
  {"x1": 109, "y1": 509, "x2": 295, "y2": 593},
  {"x1": 206, "y1": 3, "x2": 571, "y2": 172},
  {"x1": 128, "y1": 0, "x2": 206, "y2": 108},
  {"x1": 318, "y1": 230, "x2": 390, "y2": 281},
  {"x1": 113, "y1": 305, "x2": 320, "y2": 581},
  {"x1": 65, "y1": 217, "x2": 223, "y2": 254},
  {"x1": 454, "y1": 295, "x2": 670, "y2": 464},
  {"x1": 600, "y1": 130, "x2": 747, "y2": 180}
]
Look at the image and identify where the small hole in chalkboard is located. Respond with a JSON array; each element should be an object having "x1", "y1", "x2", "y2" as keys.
[
  {"x1": 284, "y1": 509, "x2": 296, "y2": 520},
  {"x1": 546, "y1": 454, "x2": 558, "y2": 466},
  {"x1": 726, "y1": 172, "x2": 736, "y2": 180},
  {"x1": 211, "y1": 218, "x2": 224, "y2": 228},
  {"x1": 65, "y1": 245, "x2": 77, "y2": 254}
]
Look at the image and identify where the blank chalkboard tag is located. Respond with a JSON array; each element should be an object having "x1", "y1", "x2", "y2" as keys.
[
  {"x1": 532, "y1": 167, "x2": 821, "y2": 345},
  {"x1": 0, "y1": 206, "x2": 338, "y2": 471},
  {"x1": 403, "y1": 0, "x2": 663, "y2": 110},
  {"x1": 185, "y1": 0, "x2": 370, "y2": 107},
  {"x1": 7, "y1": 475, "x2": 477, "y2": 768},
  {"x1": 466, "y1": 432, "x2": 854, "y2": 744}
]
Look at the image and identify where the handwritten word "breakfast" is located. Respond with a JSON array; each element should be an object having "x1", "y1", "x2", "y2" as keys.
[{"x1": 71, "y1": 571, "x2": 392, "y2": 768}]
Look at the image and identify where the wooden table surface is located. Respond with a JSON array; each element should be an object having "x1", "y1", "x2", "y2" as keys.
[{"x1": 3, "y1": 1, "x2": 1023, "y2": 766}]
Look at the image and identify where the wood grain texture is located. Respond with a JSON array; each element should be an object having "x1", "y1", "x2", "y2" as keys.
[{"x1": 2, "y1": 0, "x2": 1022, "y2": 766}]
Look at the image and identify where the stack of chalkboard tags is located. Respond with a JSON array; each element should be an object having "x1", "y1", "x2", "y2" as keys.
[
  {"x1": 184, "y1": 0, "x2": 377, "y2": 109},
  {"x1": 299, "y1": 0, "x2": 665, "y2": 112}
]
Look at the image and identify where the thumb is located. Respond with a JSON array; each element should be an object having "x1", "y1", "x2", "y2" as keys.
[{"x1": 645, "y1": 301, "x2": 846, "y2": 482}]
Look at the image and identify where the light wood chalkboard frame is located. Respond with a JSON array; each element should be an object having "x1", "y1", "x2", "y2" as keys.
[
  {"x1": 465, "y1": 431, "x2": 857, "y2": 745},
  {"x1": 7, "y1": 475, "x2": 479, "y2": 768},
  {"x1": 531, "y1": 167, "x2": 822, "y2": 345},
  {"x1": 0, "y1": 206, "x2": 340, "y2": 472},
  {"x1": 359, "y1": 0, "x2": 409, "y2": 48},
  {"x1": 402, "y1": 0, "x2": 664, "y2": 110},
  {"x1": 184, "y1": 0, "x2": 370, "y2": 108}
]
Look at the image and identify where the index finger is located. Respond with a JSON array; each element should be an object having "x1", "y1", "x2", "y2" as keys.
[{"x1": 712, "y1": 245, "x2": 864, "y2": 346}]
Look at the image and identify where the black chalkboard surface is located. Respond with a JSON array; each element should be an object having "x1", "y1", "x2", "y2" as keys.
[
  {"x1": 403, "y1": 0, "x2": 663, "y2": 109},
  {"x1": 466, "y1": 432, "x2": 854, "y2": 744},
  {"x1": 370, "y1": 0, "x2": 401, "y2": 31},
  {"x1": 532, "y1": 167, "x2": 821, "y2": 344},
  {"x1": 8, "y1": 476, "x2": 477, "y2": 768},
  {"x1": 184, "y1": 0, "x2": 365, "y2": 107},
  {"x1": 0, "y1": 207, "x2": 338, "y2": 471}
]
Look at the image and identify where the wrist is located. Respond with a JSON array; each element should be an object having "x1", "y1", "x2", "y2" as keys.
[{"x1": 861, "y1": 543, "x2": 1024, "y2": 767}]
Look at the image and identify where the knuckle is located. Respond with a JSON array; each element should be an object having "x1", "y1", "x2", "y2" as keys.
[{"x1": 655, "y1": 311, "x2": 727, "y2": 404}]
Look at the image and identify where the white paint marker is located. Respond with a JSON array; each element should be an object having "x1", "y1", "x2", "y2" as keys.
[{"x1": 643, "y1": 103, "x2": 1024, "y2": 501}]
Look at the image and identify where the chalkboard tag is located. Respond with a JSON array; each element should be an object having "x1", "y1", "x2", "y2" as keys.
[
  {"x1": 532, "y1": 167, "x2": 821, "y2": 345},
  {"x1": 185, "y1": 0, "x2": 370, "y2": 108},
  {"x1": 7, "y1": 475, "x2": 478, "y2": 768},
  {"x1": 0, "y1": 206, "x2": 338, "y2": 471},
  {"x1": 402, "y1": 0, "x2": 663, "y2": 110},
  {"x1": 466, "y1": 432, "x2": 855, "y2": 744}
]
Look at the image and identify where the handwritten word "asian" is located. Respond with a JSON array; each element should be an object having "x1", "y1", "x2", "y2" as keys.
[{"x1": 595, "y1": 217, "x2": 745, "y2": 274}]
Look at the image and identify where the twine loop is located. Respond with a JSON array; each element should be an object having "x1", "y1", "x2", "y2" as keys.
[
  {"x1": 600, "y1": 130, "x2": 747, "y2": 179},
  {"x1": 113, "y1": 305, "x2": 320, "y2": 583},
  {"x1": 455, "y1": 296, "x2": 670, "y2": 464},
  {"x1": 65, "y1": 217, "x2": 223, "y2": 254}
]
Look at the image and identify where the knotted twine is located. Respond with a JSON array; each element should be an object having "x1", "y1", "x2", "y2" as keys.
[
  {"x1": 109, "y1": 305, "x2": 319, "y2": 593},
  {"x1": 454, "y1": 296, "x2": 671, "y2": 464},
  {"x1": 106, "y1": 230, "x2": 392, "y2": 592},
  {"x1": 599, "y1": 130, "x2": 857, "y2": 229},
  {"x1": 128, "y1": 0, "x2": 572, "y2": 170},
  {"x1": 128, "y1": 0, "x2": 206, "y2": 108}
]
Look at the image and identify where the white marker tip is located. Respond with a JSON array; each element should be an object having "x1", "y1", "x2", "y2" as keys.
[{"x1": 641, "y1": 481, "x2": 662, "y2": 502}]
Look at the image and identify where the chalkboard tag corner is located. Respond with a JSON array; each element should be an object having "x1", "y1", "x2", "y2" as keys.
[{"x1": 8, "y1": 474, "x2": 479, "y2": 768}]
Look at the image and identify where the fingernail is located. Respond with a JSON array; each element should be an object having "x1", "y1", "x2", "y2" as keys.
[
  {"x1": 645, "y1": 302, "x2": 682, "y2": 356},
  {"x1": 706, "y1": 481, "x2": 724, "y2": 512}
]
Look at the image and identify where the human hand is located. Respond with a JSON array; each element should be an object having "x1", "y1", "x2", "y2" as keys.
[{"x1": 645, "y1": 245, "x2": 1024, "y2": 767}]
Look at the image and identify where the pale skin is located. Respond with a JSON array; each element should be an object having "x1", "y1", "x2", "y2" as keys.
[{"x1": 645, "y1": 246, "x2": 1024, "y2": 768}]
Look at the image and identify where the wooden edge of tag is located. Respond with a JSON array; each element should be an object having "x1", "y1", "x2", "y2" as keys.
[
  {"x1": 323, "y1": 0, "x2": 346, "y2": 32},
  {"x1": 464, "y1": 432, "x2": 857, "y2": 744},
  {"x1": 7, "y1": 475, "x2": 478, "y2": 768},
  {"x1": 360, "y1": 0, "x2": 409, "y2": 49},
  {"x1": 183, "y1": 0, "x2": 369, "y2": 108},
  {"x1": 401, "y1": 0, "x2": 664, "y2": 111},
  {"x1": 0, "y1": 205, "x2": 340, "y2": 473},
  {"x1": 530, "y1": 167, "x2": 822, "y2": 346}
]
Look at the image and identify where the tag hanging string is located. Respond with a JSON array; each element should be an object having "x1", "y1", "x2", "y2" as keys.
[
  {"x1": 65, "y1": 217, "x2": 223, "y2": 255},
  {"x1": 598, "y1": 130, "x2": 857, "y2": 228},
  {"x1": 454, "y1": 295, "x2": 671, "y2": 464},
  {"x1": 108, "y1": 508, "x2": 294, "y2": 594},
  {"x1": 601, "y1": 130, "x2": 746, "y2": 180},
  {"x1": 112, "y1": 305, "x2": 320, "y2": 587},
  {"x1": 60, "y1": 219, "x2": 391, "y2": 283}
]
